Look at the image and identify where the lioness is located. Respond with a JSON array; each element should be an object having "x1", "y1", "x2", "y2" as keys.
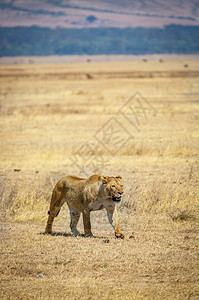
[{"x1": 45, "y1": 174, "x2": 124, "y2": 238}]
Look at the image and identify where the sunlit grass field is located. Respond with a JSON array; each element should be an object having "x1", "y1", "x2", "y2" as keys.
[{"x1": 0, "y1": 59, "x2": 199, "y2": 299}]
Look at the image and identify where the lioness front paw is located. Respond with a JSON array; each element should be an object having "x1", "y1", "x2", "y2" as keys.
[
  {"x1": 84, "y1": 232, "x2": 94, "y2": 238},
  {"x1": 115, "y1": 232, "x2": 125, "y2": 239},
  {"x1": 45, "y1": 225, "x2": 52, "y2": 234}
]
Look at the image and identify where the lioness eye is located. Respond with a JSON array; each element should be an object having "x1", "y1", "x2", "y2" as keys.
[{"x1": 112, "y1": 185, "x2": 115, "y2": 188}]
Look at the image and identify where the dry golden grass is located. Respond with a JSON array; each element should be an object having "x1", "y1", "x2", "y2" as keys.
[
  {"x1": 0, "y1": 58, "x2": 199, "y2": 299},
  {"x1": 1, "y1": 214, "x2": 199, "y2": 299}
]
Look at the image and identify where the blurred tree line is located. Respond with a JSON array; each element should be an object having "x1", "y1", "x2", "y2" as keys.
[{"x1": 0, "y1": 25, "x2": 198, "y2": 56}]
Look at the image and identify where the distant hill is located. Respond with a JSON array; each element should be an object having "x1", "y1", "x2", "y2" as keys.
[
  {"x1": 0, "y1": 0, "x2": 199, "y2": 29},
  {"x1": 0, "y1": 1, "x2": 199, "y2": 56},
  {"x1": 0, "y1": 25, "x2": 199, "y2": 56}
]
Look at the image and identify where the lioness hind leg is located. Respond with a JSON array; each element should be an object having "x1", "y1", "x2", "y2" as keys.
[
  {"x1": 45, "y1": 190, "x2": 65, "y2": 234},
  {"x1": 82, "y1": 209, "x2": 93, "y2": 237},
  {"x1": 68, "y1": 205, "x2": 81, "y2": 236}
]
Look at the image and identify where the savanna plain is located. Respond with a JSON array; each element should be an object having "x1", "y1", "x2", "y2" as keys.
[{"x1": 0, "y1": 58, "x2": 199, "y2": 299}]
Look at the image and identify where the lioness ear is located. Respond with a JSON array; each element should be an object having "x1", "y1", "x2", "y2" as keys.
[
  {"x1": 102, "y1": 176, "x2": 107, "y2": 184},
  {"x1": 116, "y1": 175, "x2": 122, "y2": 179}
]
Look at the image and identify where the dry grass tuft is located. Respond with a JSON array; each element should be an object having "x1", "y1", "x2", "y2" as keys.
[{"x1": 170, "y1": 210, "x2": 198, "y2": 222}]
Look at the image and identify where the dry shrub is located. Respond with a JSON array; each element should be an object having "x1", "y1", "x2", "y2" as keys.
[
  {"x1": 10, "y1": 190, "x2": 48, "y2": 222},
  {"x1": 169, "y1": 210, "x2": 198, "y2": 222},
  {"x1": 0, "y1": 171, "x2": 53, "y2": 222},
  {"x1": 1, "y1": 188, "x2": 49, "y2": 222},
  {"x1": 123, "y1": 173, "x2": 199, "y2": 219}
]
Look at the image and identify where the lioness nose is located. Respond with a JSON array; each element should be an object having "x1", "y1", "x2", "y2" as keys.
[{"x1": 118, "y1": 191, "x2": 123, "y2": 195}]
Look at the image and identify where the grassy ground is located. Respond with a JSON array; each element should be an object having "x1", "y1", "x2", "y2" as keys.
[{"x1": 0, "y1": 59, "x2": 199, "y2": 299}]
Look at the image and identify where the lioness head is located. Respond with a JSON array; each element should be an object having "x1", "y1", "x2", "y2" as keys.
[{"x1": 102, "y1": 176, "x2": 123, "y2": 203}]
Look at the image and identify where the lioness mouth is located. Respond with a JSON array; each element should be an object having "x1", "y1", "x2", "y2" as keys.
[{"x1": 112, "y1": 196, "x2": 122, "y2": 202}]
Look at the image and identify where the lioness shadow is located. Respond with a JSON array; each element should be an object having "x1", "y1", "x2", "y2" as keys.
[
  {"x1": 40, "y1": 232, "x2": 74, "y2": 237},
  {"x1": 40, "y1": 231, "x2": 108, "y2": 239}
]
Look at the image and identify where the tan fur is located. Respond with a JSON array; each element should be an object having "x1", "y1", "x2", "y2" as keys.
[{"x1": 45, "y1": 174, "x2": 124, "y2": 238}]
